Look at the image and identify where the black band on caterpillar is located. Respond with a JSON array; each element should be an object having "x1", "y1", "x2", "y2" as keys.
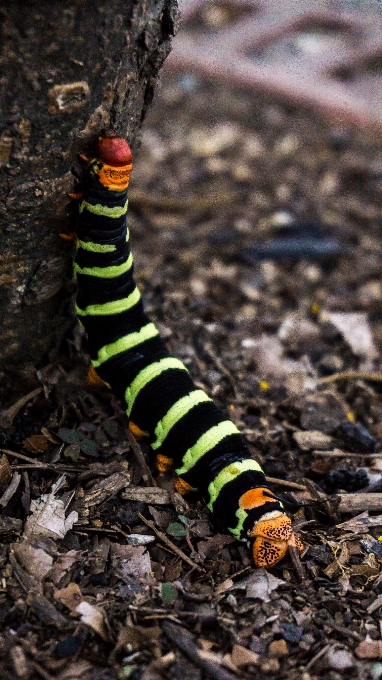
[{"x1": 72, "y1": 133, "x2": 304, "y2": 568}]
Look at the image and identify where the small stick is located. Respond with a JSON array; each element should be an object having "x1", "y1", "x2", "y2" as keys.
[
  {"x1": 319, "y1": 371, "x2": 382, "y2": 385},
  {"x1": 125, "y1": 428, "x2": 156, "y2": 486},
  {"x1": 305, "y1": 644, "x2": 330, "y2": 670},
  {"x1": 324, "y1": 619, "x2": 362, "y2": 641},
  {"x1": 162, "y1": 620, "x2": 238, "y2": 680},
  {"x1": 312, "y1": 449, "x2": 382, "y2": 458},
  {"x1": 288, "y1": 544, "x2": 306, "y2": 582},
  {"x1": 338, "y1": 493, "x2": 382, "y2": 513},
  {"x1": 138, "y1": 512, "x2": 203, "y2": 572},
  {"x1": 0, "y1": 471, "x2": 21, "y2": 507},
  {"x1": 0, "y1": 448, "x2": 84, "y2": 473},
  {"x1": 0, "y1": 387, "x2": 42, "y2": 428},
  {"x1": 265, "y1": 476, "x2": 307, "y2": 491}
]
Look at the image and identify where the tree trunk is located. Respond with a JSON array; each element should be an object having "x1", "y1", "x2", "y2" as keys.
[{"x1": 0, "y1": 0, "x2": 178, "y2": 399}]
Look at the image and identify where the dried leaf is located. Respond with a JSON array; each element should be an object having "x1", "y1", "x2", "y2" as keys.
[
  {"x1": 22, "y1": 434, "x2": 49, "y2": 454},
  {"x1": 0, "y1": 454, "x2": 12, "y2": 487},
  {"x1": 57, "y1": 660, "x2": 94, "y2": 680},
  {"x1": 324, "y1": 311, "x2": 378, "y2": 360},
  {"x1": 55, "y1": 582, "x2": 83, "y2": 613},
  {"x1": 336, "y1": 512, "x2": 382, "y2": 534},
  {"x1": 75, "y1": 601, "x2": 109, "y2": 641},
  {"x1": 49, "y1": 551, "x2": 79, "y2": 586},
  {"x1": 24, "y1": 490, "x2": 78, "y2": 540},
  {"x1": 111, "y1": 543, "x2": 152, "y2": 578},
  {"x1": 12, "y1": 541, "x2": 53, "y2": 581},
  {"x1": 231, "y1": 568, "x2": 285, "y2": 602}
]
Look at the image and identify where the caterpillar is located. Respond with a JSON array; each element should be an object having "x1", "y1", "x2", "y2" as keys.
[{"x1": 72, "y1": 132, "x2": 304, "y2": 568}]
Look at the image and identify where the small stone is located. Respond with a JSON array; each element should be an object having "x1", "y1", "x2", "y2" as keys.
[
  {"x1": 325, "y1": 646, "x2": 354, "y2": 670},
  {"x1": 356, "y1": 640, "x2": 382, "y2": 659},
  {"x1": 127, "y1": 534, "x2": 155, "y2": 547},
  {"x1": 268, "y1": 639, "x2": 289, "y2": 657},
  {"x1": 293, "y1": 430, "x2": 333, "y2": 451},
  {"x1": 335, "y1": 421, "x2": 377, "y2": 453},
  {"x1": 231, "y1": 644, "x2": 259, "y2": 668},
  {"x1": 280, "y1": 622, "x2": 303, "y2": 644},
  {"x1": 259, "y1": 657, "x2": 280, "y2": 674},
  {"x1": 54, "y1": 635, "x2": 82, "y2": 659}
]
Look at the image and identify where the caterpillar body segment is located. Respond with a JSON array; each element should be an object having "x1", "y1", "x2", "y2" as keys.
[{"x1": 73, "y1": 133, "x2": 303, "y2": 568}]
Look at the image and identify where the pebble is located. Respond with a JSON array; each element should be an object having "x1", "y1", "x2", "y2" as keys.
[
  {"x1": 300, "y1": 393, "x2": 346, "y2": 434},
  {"x1": 231, "y1": 644, "x2": 259, "y2": 668},
  {"x1": 325, "y1": 646, "x2": 354, "y2": 671},
  {"x1": 259, "y1": 658, "x2": 280, "y2": 674},
  {"x1": 280, "y1": 622, "x2": 303, "y2": 644},
  {"x1": 127, "y1": 534, "x2": 155, "y2": 547},
  {"x1": 335, "y1": 421, "x2": 377, "y2": 453},
  {"x1": 293, "y1": 430, "x2": 333, "y2": 451},
  {"x1": 54, "y1": 635, "x2": 82, "y2": 658},
  {"x1": 268, "y1": 639, "x2": 289, "y2": 657}
]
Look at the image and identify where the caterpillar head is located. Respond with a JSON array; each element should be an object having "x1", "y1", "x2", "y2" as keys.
[
  {"x1": 249, "y1": 511, "x2": 304, "y2": 568},
  {"x1": 98, "y1": 134, "x2": 132, "y2": 167}
]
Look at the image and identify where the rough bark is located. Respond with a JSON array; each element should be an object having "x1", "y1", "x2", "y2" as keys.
[{"x1": 0, "y1": 0, "x2": 179, "y2": 399}]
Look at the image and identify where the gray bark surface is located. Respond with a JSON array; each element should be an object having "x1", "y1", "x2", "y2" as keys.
[{"x1": 0, "y1": 0, "x2": 178, "y2": 397}]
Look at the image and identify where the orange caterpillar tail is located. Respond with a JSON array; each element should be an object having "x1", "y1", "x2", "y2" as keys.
[{"x1": 250, "y1": 511, "x2": 304, "y2": 568}]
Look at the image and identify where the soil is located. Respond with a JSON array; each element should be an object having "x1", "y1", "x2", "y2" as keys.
[{"x1": 2, "y1": 68, "x2": 382, "y2": 679}]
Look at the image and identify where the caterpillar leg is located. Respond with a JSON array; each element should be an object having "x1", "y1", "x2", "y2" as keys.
[
  {"x1": 86, "y1": 364, "x2": 109, "y2": 388},
  {"x1": 156, "y1": 453, "x2": 173, "y2": 473},
  {"x1": 250, "y1": 511, "x2": 304, "y2": 568},
  {"x1": 129, "y1": 421, "x2": 149, "y2": 440},
  {"x1": 174, "y1": 476, "x2": 194, "y2": 495}
]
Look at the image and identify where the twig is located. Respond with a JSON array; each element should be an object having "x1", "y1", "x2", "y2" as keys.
[
  {"x1": 138, "y1": 512, "x2": 203, "y2": 572},
  {"x1": 125, "y1": 427, "x2": 156, "y2": 486},
  {"x1": 0, "y1": 387, "x2": 42, "y2": 428},
  {"x1": 204, "y1": 341, "x2": 237, "y2": 397},
  {"x1": 312, "y1": 448, "x2": 382, "y2": 458},
  {"x1": 304, "y1": 479, "x2": 337, "y2": 522},
  {"x1": 1, "y1": 448, "x2": 84, "y2": 473},
  {"x1": 12, "y1": 464, "x2": 81, "y2": 472},
  {"x1": 0, "y1": 471, "x2": 21, "y2": 507},
  {"x1": 305, "y1": 644, "x2": 330, "y2": 670},
  {"x1": 288, "y1": 544, "x2": 307, "y2": 582},
  {"x1": 319, "y1": 371, "x2": 382, "y2": 385},
  {"x1": 121, "y1": 486, "x2": 170, "y2": 504},
  {"x1": 162, "y1": 621, "x2": 238, "y2": 680},
  {"x1": 324, "y1": 619, "x2": 362, "y2": 641},
  {"x1": 338, "y1": 493, "x2": 382, "y2": 513},
  {"x1": 265, "y1": 476, "x2": 307, "y2": 491}
]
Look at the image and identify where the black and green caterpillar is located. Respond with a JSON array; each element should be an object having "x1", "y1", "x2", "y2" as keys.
[{"x1": 72, "y1": 133, "x2": 303, "y2": 568}]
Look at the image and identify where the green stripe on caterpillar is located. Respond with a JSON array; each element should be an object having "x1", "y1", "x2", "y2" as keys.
[{"x1": 72, "y1": 132, "x2": 303, "y2": 568}]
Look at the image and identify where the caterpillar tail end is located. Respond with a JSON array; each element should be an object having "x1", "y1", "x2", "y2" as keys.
[{"x1": 250, "y1": 511, "x2": 304, "y2": 568}]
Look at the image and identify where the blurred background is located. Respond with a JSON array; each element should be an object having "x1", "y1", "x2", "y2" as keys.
[{"x1": 127, "y1": 0, "x2": 382, "y2": 406}]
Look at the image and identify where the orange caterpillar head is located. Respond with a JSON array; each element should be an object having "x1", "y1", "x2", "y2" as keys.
[{"x1": 250, "y1": 511, "x2": 304, "y2": 568}]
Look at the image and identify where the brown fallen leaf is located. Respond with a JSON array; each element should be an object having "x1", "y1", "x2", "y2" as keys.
[
  {"x1": 12, "y1": 541, "x2": 53, "y2": 581},
  {"x1": 116, "y1": 625, "x2": 162, "y2": 653},
  {"x1": 49, "y1": 550, "x2": 79, "y2": 586},
  {"x1": 22, "y1": 434, "x2": 49, "y2": 455},
  {"x1": 54, "y1": 582, "x2": 83, "y2": 613},
  {"x1": 75, "y1": 601, "x2": 109, "y2": 641},
  {"x1": 0, "y1": 454, "x2": 12, "y2": 487}
]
